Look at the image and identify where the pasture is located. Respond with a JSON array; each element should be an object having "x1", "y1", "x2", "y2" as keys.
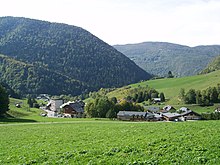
[
  {"x1": 1, "y1": 120, "x2": 220, "y2": 164},
  {"x1": 107, "y1": 70, "x2": 220, "y2": 105}
]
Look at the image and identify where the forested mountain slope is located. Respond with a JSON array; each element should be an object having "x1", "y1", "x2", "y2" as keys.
[
  {"x1": 114, "y1": 42, "x2": 220, "y2": 77},
  {"x1": 0, "y1": 17, "x2": 152, "y2": 95},
  {"x1": 0, "y1": 54, "x2": 88, "y2": 96},
  {"x1": 200, "y1": 55, "x2": 220, "y2": 74}
]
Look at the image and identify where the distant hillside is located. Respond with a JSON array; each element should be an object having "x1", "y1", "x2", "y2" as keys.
[
  {"x1": 106, "y1": 70, "x2": 220, "y2": 105},
  {"x1": 200, "y1": 56, "x2": 220, "y2": 74},
  {"x1": 0, "y1": 17, "x2": 152, "y2": 95},
  {"x1": 114, "y1": 42, "x2": 220, "y2": 77}
]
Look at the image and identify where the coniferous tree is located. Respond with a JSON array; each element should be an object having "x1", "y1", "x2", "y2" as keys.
[
  {"x1": 160, "y1": 92, "x2": 165, "y2": 102},
  {"x1": 0, "y1": 84, "x2": 9, "y2": 114}
]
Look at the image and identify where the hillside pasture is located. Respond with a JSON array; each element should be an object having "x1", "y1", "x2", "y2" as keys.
[{"x1": 1, "y1": 120, "x2": 220, "y2": 164}]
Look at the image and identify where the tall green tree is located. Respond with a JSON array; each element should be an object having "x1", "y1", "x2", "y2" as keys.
[
  {"x1": 184, "y1": 89, "x2": 196, "y2": 104},
  {"x1": 160, "y1": 92, "x2": 165, "y2": 102},
  {"x1": 0, "y1": 84, "x2": 9, "y2": 114}
]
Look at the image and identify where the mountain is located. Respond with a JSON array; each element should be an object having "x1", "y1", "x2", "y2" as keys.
[
  {"x1": 114, "y1": 42, "x2": 220, "y2": 77},
  {"x1": 200, "y1": 55, "x2": 220, "y2": 74},
  {"x1": 0, "y1": 54, "x2": 88, "y2": 96},
  {"x1": 0, "y1": 17, "x2": 152, "y2": 96}
]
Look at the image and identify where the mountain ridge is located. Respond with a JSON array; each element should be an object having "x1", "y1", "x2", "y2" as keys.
[
  {"x1": 114, "y1": 42, "x2": 220, "y2": 77},
  {"x1": 0, "y1": 16, "x2": 152, "y2": 96}
]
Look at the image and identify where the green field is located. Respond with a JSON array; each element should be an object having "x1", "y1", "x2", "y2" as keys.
[
  {"x1": 1, "y1": 120, "x2": 220, "y2": 164},
  {"x1": 101, "y1": 70, "x2": 220, "y2": 114},
  {"x1": 107, "y1": 70, "x2": 220, "y2": 103}
]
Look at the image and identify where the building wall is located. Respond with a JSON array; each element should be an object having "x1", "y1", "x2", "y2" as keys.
[{"x1": 50, "y1": 99, "x2": 63, "y2": 112}]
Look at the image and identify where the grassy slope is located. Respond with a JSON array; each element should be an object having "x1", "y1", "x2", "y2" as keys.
[{"x1": 107, "y1": 70, "x2": 220, "y2": 113}]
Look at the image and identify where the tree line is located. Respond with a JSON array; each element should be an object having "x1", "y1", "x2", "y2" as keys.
[
  {"x1": 179, "y1": 84, "x2": 220, "y2": 105},
  {"x1": 85, "y1": 97, "x2": 144, "y2": 118}
]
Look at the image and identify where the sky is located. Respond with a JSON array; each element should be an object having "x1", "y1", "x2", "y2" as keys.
[{"x1": 0, "y1": 0, "x2": 220, "y2": 46}]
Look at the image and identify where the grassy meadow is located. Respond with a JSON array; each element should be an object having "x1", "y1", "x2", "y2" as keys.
[
  {"x1": 1, "y1": 120, "x2": 220, "y2": 164},
  {"x1": 107, "y1": 70, "x2": 220, "y2": 103},
  {"x1": 104, "y1": 70, "x2": 220, "y2": 113}
]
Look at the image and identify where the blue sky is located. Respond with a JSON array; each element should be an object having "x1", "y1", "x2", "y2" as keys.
[{"x1": 1, "y1": 0, "x2": 220, "y2": 46}]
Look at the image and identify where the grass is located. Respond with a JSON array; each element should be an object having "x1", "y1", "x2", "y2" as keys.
[
  {"x1": 1, "y1": 120, "x2": 220, "y2": 164},
  {"x1": 103, "y1": 70, "x2": 220, "y2": 113},
  {"x1": 107, "y1": 70, "x2": 220, "y2": 103}
]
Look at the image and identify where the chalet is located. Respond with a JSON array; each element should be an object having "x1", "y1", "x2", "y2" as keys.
[
  {"x1": 117, "y1": 111, "x2": 154, "y2": 121},
  {"x1": 179, "y1": 107, "x2": 190, "y2": 113},
  {"x1": 152, "y1": 98, "x2": 161, "y2": 103},
  {"x1": 162, "y1": 105, "x2": 176, "y2": 112},
  {"x1": 60, "y1": 101, "x2": 84, "y2": 118},
  {"x1": 147, "y1": 106, "x2": 160, "y2": 113},
  {"x1": 215, "y1": 107, "x2": 220, "y2": 113},
  {"x1": 162, "y1": 112, "x2": 181, "y2": 121},
  {"x1": 46, "y1": 99, "x2": 64, "y2": 113},
  {"x1": 180, "y1": 110, "x2": 201, "y2": 120},
  {"x1": 162, "y1": 110, "x2": 201, "y2": 121}
]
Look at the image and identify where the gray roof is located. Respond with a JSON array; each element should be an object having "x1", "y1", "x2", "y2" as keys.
[
  {"x1": 179, "y1": 107, "x2": 190, "y2": 112},
  {"x1": 146, "y1": 107, "x2": 160, "y2": 112},
  {"x1": 117, "y1": 111, "x2": 147, "y2": 117},
  {"x1": 60, "y1": 101, "x2": 84, "y2": 113},
  {"x1": 163, "y1": 105, "x2": 175, "y2": 111},
  {"x1": 162, "y1": 112, "x2": 181, "y2": 118}
]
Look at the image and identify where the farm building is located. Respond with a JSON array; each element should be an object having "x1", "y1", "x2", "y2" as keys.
[
  {"x1": 180, "y1": 110, "x2": 201, "y2": 120},
  {"x1": 46, "y1": 99, "x2": 64, "y2": 113},
  {"x1": 152, "y1": 98, "x2": 161, "y2": 103},
  {"x1": 117, "y1": 111, "x2": 154, "y2": 121},
  {"x1": 147, "y1": 106, "x2": 160, "y2": 113},
  {"x1": 162, "y1": 113, "x2": 181, "y2": 121},
  {"x1": 60, "y1": 101, "x2": 84, "y2": 118},
  {"x1": 162, "y1": 110, "x2": 201, "y2": 121},
  {"x1": 162, "y1": 105, "x2": 176, "y2": 112},
  {"x1": 215, "y1": 107, "x2": 220, "y2": 113}
]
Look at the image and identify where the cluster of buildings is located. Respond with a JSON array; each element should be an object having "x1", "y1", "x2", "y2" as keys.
[
  {"x1": 117, "y1": 106, "x2": 202, "y2": 122},
  {"x1": 41, "y1": 98, "x2": 85, "y2": 118}
]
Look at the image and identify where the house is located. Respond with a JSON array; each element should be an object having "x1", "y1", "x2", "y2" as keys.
[
  {"x1": 180, "y1": 110, "x2": 201, "y2": 120},
  {"x1": 179, "y1": 107, "x2": 190, "y2": 113},
  {"x1": 162, "y1": 105, "x2": 176, "y2": 112},
  {"x1": 162, "y1": 110, "x2": 201, "y2": 121},
  {"x1": 117, "y1": 111, "x2": 154, "y2": 121},
  {"x1": 147, "y1": 106, "x2": 160, "y2": 113},
  {"x1": 162, "y1": 112, "x2": 181, "y2": 121},
  {"x1": 46, "y1": 99, "x2": 64, "y2": 113},
  {"x1": 60, "y1": 101, "x2": 84, "y2": 118},
  {"x1": 215, "y1": 107, "x2": 220, "y2": 113},
  {"x1": 153, "y1": 113, "x2": 163, "y2": 121},
  {"x1": 152, "y1": 98, "x2": 161, "y2": 103}
]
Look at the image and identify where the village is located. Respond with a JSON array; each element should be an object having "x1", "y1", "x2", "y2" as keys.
[{"x1": 36, "y1": 94, "x2": 214, "y2": 122}]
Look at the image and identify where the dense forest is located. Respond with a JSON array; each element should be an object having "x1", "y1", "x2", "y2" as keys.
[
  {"x1": 0, "y1": 17, "x2": 152, "y2": 96},
  {"x1": 114, "y1": 42, "x2": 220, "y2": 77},
  {"x1": 0, "y1": 54, "x2": 88, "y2": 96}
]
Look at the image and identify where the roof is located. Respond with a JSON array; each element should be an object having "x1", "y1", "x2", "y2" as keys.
[
  {"x1": 153, "y1": 98, "x2": 161, "y2": 101},
  {"x1": 180, "y1": 110, "x2": 201, "y2": 116},
  {"x1": 117, "y1": 111, "x2": 147, "y2": 117},
  {"x1": 147, "y1": 107, "x2": 160, "y2": 112},
  {"x1": 60, "y1": 101, "x2": 84, "y2": 113},
  {"x1": 162, "y1": 112, "x2": 181, "y2": 118},
  {"x1": 163, "y1": 105, "x2": 175, "y2": 111},
  {"x1": 179, "y1": 107, "x2": 190, "y2": 112}
]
